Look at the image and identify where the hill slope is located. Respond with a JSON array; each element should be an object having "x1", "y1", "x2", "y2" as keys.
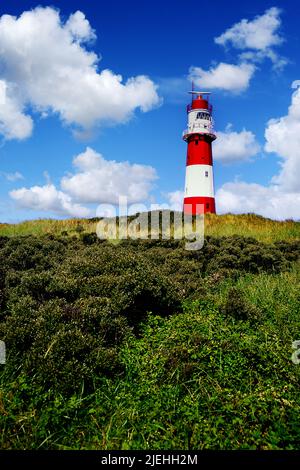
[{"x1": 0, "y1": 212, "x2": 299, "y2": 243}]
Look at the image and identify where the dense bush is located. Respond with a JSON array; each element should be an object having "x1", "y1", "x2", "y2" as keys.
[
  {"x1": 1, "y1": 296, "x2": 127, "y2": 391},
  {"x1": 199, "y1": 236, "x2": 290, "y2": 274},
  {"x1": 0, "y1": 231, "x2": 299, "y2": 449},
  {"x1": 0, "y1": 239, "x2": 184, "y2": 392},
  {"x1": 222, "y1": 287, "x2": 261, "y2": 322}
]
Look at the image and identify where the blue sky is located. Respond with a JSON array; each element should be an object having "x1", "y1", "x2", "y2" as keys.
[{"x1": 0, "y1": 0, "x2": 300, "y2": 221}]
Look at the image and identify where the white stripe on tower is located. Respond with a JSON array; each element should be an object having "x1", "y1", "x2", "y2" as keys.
[{"x1": 184, "y1": 165, "x2": 214, "y2": 198}]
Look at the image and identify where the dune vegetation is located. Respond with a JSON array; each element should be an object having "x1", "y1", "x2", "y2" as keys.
[
  {"x1": 1, "y1": 212, "x2": 299, "y2": 243},
  {"x1": 0, "y1": 212, "x2": 299, "y2": 449}
]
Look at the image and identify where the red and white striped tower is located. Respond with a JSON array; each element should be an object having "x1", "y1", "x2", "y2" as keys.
[{"x1": 183, "y1": 91, "x2": 216, "y2": 214}]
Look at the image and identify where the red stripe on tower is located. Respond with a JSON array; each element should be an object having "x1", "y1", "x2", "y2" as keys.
[{"x1": 183, "y1": 91, "x2": 216, "y2": 215}]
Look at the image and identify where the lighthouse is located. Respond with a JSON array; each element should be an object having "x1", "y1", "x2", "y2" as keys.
[{"x1": 183, "y1": 91, "x2": 216, "y2": 214}]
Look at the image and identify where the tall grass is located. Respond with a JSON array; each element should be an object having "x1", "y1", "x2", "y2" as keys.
[
  {"x1": 0, "y1": 212, "x2": 299, "y2": 242},
  {"x1": 205, "y1": 213, "x2": 300, "y2": 242},
  {"x1": 0, "y1": 218, "x2": 96, "y2": 237}
]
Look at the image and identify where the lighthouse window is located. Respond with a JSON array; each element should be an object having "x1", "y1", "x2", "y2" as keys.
[
  {"x1": 205, "y1": 171, "x2": 209, "y2": 177},
  {"x1": 196, "y1": 112, "x2": 210, "y2": 120}
]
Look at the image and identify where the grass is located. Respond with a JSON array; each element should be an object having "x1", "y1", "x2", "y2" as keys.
[
  {"x1": 0, "y1": 218, "x2": 94, "y2": 237},
  {"x1": 204, "y1": 213, "x2": 300, "y2": 242},
  {"x1": 0, "y1": 212, "x2": 299, "y2": 243}
]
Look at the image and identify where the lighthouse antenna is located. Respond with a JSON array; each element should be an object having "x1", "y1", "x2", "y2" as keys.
[
  {"x1": 188, "y1": 91, "x2": 211, "y2": 95},
  {"x1": 190, "y1": 81, "x2": 195, "y2": 105}
]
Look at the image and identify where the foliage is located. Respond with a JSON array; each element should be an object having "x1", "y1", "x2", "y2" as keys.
[
  {"x1": 222, "y1": 287, "x2": 262, "y2": 321},
  {"x1": 0, "y1": 228, "x2": 299, "y2": 449}
]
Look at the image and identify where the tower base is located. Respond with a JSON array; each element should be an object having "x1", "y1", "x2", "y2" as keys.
[{"x1": 183, "y1": 197, "x2": 216, "y2": 215}]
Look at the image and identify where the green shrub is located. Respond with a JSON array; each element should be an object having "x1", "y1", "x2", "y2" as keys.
[
  {"x1": 0, "y1": 232, "x2": 299, "y2": 449},
  {"x1": 0, "y1": 297, "x2": 129, "y2": 392},
  {"x1": 204, "y1": 237, "x2": 289, "y2": 274},
  {"x1": 80, "y1": 232, "x2": 98, "y2": 245},
  {"x1": 222, "y1": 287, "x2": 261, "y2": 321}
]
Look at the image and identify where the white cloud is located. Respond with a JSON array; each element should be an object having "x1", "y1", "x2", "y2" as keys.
[
  {"x1": 292, "y1": 80, "x2": 300, "y2": 89},
  {"x1": 265, "y1": 87, "x2": 300, "y2": 193},
  {"x1": 10, "y1": 147, "x2": 158, "y2": 216},
  {"x1": 61, "y1": 147, "x2": 158, "y2": 205},
  {"x1": 215, "y1": 7, "x2": 282, "y2": 51},
  {"x1": 189, "y1": 62, "x2": 255, "y2": 93},
  {"x1": 0, "y1": 80, "x2": 33, "y2": 140},
  {"x1": 213, "y1": 124, "x2": 260, "y2": 163},
  {"x1": 239, "y1": 49, "x2": 288, "y2": 71},
  {"x1": 216, "y1": 182, "x2": 300, "y2": 220},
  {"x1": 65, "y1": 10, "x2": 96, "y2": 42},
  {"x1": 1, "y1": 171, "x2": 24, "y2": 181},
  {"x1": 215, "y1": 7, "x2": 286, "y2": 70},
  {"x1": 188, "y1": 8, "x2": 286, "y2": 97},
  {"x1": 0, "y1": 80, "x2": 5, "y2": 104},
  {"x1": 165, "y1": 190, "x2": 184, "y2": 211},
  {"x1": 215, "y1": 85, "x2": 300, "y2": 220},
  {"x1": 10, "y1": 184, "x2": 90, "y2": 217},
  {"x1": 0, "y1": 7, "x2": 160, "y2": 140}
]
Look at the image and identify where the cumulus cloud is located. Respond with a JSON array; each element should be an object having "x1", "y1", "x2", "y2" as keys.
[
  {"x1": 0, "y1": 80, "x2": 33, "y2": 140},
  {"x1": 216, "y1": 182, "x2": 300, "y2": 220},
  {"x1": 215, "y1": 7, "x2": 282, "y2": 50},
  {"x1": 215, "y1": 85, "x2": 300, "y2": 219},
  {"x1": 215, "y1": 7, "x2": 286, "y2": 70},
  {"x1": 61, "y1": 147, "x2": 158, "y2": 205},
  {"x1": 165, "y1": 190, "x2": 184, "y2": 211},
  {"x1": 213, "y1": 124, "x2": 261, "y2": 163},
  {"x1": 10, "y1": 184, "x2": 90, "y2": 217},
  {"x1": 189, "y1": 62, "x2": 255, "y2": 93},
  {"x1": 188, "y1": 8, "x2": 286, "y2": 96},
  {"x1": 65, "y1": 10, "x2": 96, "y2": 42},
  {"x1": 0, "y1": 7, "x2": 160, "y2": 140},
  {"x1": 265, "y1": 86, "x2": 300, "y2": 192},
  {"x1": 10, "y1": 147, "x2": 158, "y2": 216}
]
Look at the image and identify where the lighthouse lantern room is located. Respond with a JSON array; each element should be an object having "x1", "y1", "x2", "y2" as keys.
[{"x1": 183, "y1": 91, "x2": 216, "y2": 214}]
